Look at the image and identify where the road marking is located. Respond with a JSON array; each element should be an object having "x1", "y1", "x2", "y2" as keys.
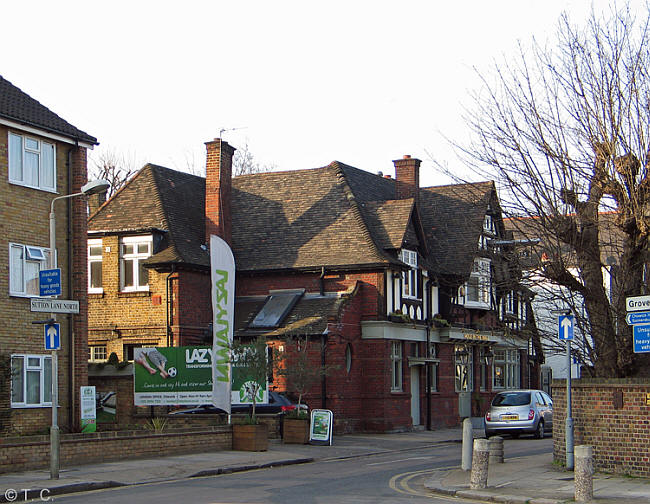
[{"x1": 367, "y1": 456, "x2": 431, "y2": 466}]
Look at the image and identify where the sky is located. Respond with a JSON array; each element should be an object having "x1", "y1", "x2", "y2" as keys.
[{"x1": 2, "y1": 0, "x2": 638, "y2": 187}]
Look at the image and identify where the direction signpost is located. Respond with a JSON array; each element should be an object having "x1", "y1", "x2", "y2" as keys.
[
  {"x1": 44, "y1": 323, "x2": 60, "y2": 350},
  {"x1": 626, "y1": 296, "x2": 650, "y2": 355},
  {"x1": 556, "y1": 313, "x2": 575, "y2": 470}
]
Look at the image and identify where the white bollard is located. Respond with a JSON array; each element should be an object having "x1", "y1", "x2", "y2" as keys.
[
  {"x1": 574, "y1": 445, "x2": 594, "y2": 502},
  {"x1": 461, "y1": 417, "x2": 473, "y2": 471}
]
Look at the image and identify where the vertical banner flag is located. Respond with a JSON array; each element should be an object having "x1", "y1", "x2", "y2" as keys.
[{"x1": 210, "y1": 234, "x2": 235, "y2": 413}]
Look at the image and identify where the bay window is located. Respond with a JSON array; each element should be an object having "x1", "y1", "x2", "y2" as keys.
[
  {"x1": 463, "y1": 258, "x2": 491, "y2": 308},
  {"x1": 493, "y1": 349, "x2": 521, "y2": 389}
]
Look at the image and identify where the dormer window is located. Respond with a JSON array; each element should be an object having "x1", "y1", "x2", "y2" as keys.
[
  {"x1": 461, "y1": 258, "x2": 492, "y2": 309},
  {"x1": 399, "y1": 249, "x2": 420, "y2": 299},
  {"x1": 483, "y1": 215, "x2": 496, "y2": 235}
]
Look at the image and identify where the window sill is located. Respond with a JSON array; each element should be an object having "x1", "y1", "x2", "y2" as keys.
[
  {"x1": 11, "y1": 404, "x2": 55, "y2": 409},
  {"x1": 118, "y1": 290, "x2": 151, "y2": 298},
  {"x1": 464, "y1": 301, "x2": 491, "y2": 310},
  {"x1": 88, "y1": 291, "x2": 104, "y2": 298},
  {"x1": 8, "y1": 180, "x2": 57, "y2": 193}
]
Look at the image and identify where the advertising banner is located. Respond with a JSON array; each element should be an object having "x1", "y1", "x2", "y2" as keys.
[
  {"x1": 133, "y1": 346, "x2": 213, "y2": 406},
  {"x1": 80, "y1": 386, "x2": 97, "y2": 433},
  {"x1": 309, "y1": 409, "x2": 334, "y2": 446},
  {"x1": 232, "y1": 362, "x2": 268, "y2": 405},
  {"x1": 210, "y1": 234, "x2": 236, "y2": 413}
]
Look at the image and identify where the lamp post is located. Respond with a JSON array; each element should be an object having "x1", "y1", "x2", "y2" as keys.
[{"x1": 48, "y1": 179, "x2": 109, "y2": 479}]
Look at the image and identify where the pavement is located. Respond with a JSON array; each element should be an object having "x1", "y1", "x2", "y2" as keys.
[{"x1": 1, "y1": 427, "x2": 649, "y2": 503}]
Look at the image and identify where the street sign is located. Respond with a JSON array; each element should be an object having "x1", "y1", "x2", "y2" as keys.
[
  {"x1": 39, "y1": 268, "x2": 61, "y2": 297},
  {"x1": 633, "y1": 324, "x2": 650, "y2": 353},
  {"x1": 30, "y1": 298, "x2": 79, "y2": 314},
  {"x1": 44, "y1": 323, "x2": 60, "y2": 350},
  {"x1": 626, "y1": 295, "x2": 650, "y2": 312},
  {"x1": 558, "y1": 315, "x2": 574, "y2": 341},
  {"x1": 625, "y1": 311, "x2": 650, "y2": 326}
]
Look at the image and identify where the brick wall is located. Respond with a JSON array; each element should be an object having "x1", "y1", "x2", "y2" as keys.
[
  {"x1": 552, "y1": 378, "x2": 650, "y2": 477},
  {"x1": 0, "y1": 426, "x2": 231, "y2": 473}
]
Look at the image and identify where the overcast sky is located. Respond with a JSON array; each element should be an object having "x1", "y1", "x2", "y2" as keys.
[{"x1": 2, "y1": 0, "x2": 635, "y2": 187}]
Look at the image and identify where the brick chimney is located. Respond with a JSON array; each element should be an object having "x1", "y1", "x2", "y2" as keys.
[
  {"x1": 205, "y1": 138, "x2": 236, "y2": 246},
  {"x1": 393, "y1": 154, "x2": 421, "y2": 205}
]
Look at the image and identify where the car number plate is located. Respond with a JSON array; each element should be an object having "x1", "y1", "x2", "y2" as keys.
[{"x1": 501, "y1": 414, "x2": 518, "y2": 421}]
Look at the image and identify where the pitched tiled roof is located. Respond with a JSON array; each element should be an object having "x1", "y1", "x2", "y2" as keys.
[
  {"x1": 88, "y1": 164, "x2": 208, "y2": 268},
  {"x1": 359, "y1": 199, "x2": 416, "y2": 250},
  {"x1": 419, "y1": 181, "x2": 495, "y2": 278},
  {"x1": 0, "y1": 75, "x2": 97, "y2": 145}
]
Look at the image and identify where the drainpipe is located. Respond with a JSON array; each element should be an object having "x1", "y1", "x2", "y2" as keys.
[
  {"x1": 321, "y1": 333, "x2": 328, "y2": 409},
  {"x1": 319, "y1": 266, "x2": 325, "y2": 296},
  {"x1": 66, "y1": 148, "x2": 74, "y2": 432},
  {"x1": 166, "y1": 265, "x2": 176, "y2": 347},
  {"x1": 425, "y1": 278, "x2": 432, "y2": 431}
]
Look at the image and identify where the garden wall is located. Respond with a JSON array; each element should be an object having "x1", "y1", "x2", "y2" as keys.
[
  {"x1": 551, "y1": 378, "x2": 650, "y2": 477},
  {"x1": 0, "y1": 426, "x2": 230, "y2": 474}
]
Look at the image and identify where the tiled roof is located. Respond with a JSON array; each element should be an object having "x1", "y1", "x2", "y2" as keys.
[
  {"x1": 419, "y1": 181, "x2": 495, "y2": 278},
  {"x1": 0, "y1": 75, "x2": 97, "y2": 145},
  {"x1": 359, "y1": 199, "x2": 416, "y2": 250}
]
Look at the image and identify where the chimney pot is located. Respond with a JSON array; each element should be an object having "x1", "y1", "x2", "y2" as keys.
[{"x1": 403, "y1": 154, "x2": 411, "y2": 159}]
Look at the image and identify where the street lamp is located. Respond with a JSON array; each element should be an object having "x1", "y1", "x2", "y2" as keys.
[{"x1": 48, "y1": 179, "x2": 109, "y2": 479}]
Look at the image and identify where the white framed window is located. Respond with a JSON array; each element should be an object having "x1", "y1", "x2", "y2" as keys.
[
  {"x1": 399, "y1": 249, "x2": 420, "y2": 299},
  {"x1": 493, "y1": 349, "x2": 521, "y2": 389},
  {"x1": 454, "y1": 345, "x2": 473, "y2": 392},
  {"x1": 88, "y1": 239, "x2": 103, "y2": 293},
  {"x1": 462, "y1": 258, "x2": 492, "y2": 309},
  {"x1": 483, "y1": 215, "x2": 496, "y2": 235},
  {"x1": 391, "y1": 341, "x2": 403, "y2": 392},
  {"x1": 8, "y1": 132, "x2": 56, "y2": 191},
  {"x1": 428, "y1": 343, "x2": 438, "y2": 392},
  {"x1": 89, "y1": 345, "x2": 107, "y2": 362},
  {"x1": 120, "y1": 236, "x2": 152, "y2": 292},
  {"x1": 9, "y1": 243, "x2": 51, "y2": 297},
  {"x1": 502, "y1": 291, "x2": 516, "y2": 318},
  {"x1": 11, "y1": 354, "x2": 52, "y2": 407}
]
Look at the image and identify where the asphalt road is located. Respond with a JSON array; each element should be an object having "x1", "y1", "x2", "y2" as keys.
[{"x1": 53, "y1": 437, "x2": 552, "y2": 504}]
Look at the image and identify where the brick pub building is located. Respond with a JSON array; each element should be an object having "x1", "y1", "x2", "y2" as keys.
[{"x1": 88, "y1": 139, "x2": 540, "y2": 433}]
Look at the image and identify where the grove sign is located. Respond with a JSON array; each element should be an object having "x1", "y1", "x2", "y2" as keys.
[{"x1": 626, "y1": 295, "x2": 650, "y2": 312}]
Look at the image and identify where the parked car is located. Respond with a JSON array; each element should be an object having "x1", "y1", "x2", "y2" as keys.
[
  {"x1": 484, "y1": 389, "x2": 553, "y2": 439},
  {"x1": 169, "y1": 391, "x2": 308, "y2": 416}
]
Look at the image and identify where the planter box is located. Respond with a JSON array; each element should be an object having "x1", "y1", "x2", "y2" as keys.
[
  {"x1": 283, "y1": 418, "x2": 309, "y2": 444},
  {"x1": 232, "y1": 423, "x2": 268, "y2": 451}
]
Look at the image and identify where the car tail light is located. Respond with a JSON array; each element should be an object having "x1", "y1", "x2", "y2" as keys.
[
  {"x1": 485, "y1": 411, "x2": 491, "y2": 421},
  {"x1": 281, "y1": 405, "x2": 296, "y2": 412},
  {"x1": 528, "y1": 409, "x2": 535, "y2": 420}
]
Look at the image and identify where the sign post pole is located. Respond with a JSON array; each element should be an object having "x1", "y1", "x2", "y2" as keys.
[
  {"x1": 565, "y1": 338, "x2": 574, "y2": 470},
  {"x1": 48, "y1": 207, "x2": 59, "y2": 480}
]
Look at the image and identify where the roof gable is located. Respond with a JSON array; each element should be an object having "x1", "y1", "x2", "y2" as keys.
[{"x1": 0, "y1": 75, "x2": 97, "y2": 145}]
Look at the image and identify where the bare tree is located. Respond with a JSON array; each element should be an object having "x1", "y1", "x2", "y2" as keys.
[
  {"x1": 445, "y1": 4, "x2": 650, "y2": 377},
  {"x1": 89, "y1": 147, "x2": 138, "y2": 198},
  {"x1": 232, "y1": 141, "x2": 275, "y2": 176}
]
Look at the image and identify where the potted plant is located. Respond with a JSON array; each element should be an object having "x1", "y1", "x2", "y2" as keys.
[
  {"x1": 276, "y1": 336, "x2": 337, "y2": 444},
  {"x1": 230, "y1": 336, "x2": 272, "y2": 451}
]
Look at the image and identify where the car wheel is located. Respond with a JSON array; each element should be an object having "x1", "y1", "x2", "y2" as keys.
[{"x1": 535, "y1": 420, "x2": 545, "y2": 439}]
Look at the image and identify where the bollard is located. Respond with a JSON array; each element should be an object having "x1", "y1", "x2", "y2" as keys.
[
  {"x1": 574, "y1": 445, "x2": 593, "y2": 502},
  {"x1": 470, "y1": 438, "x2": 489, "y2": 490},
  {"x1": 488, "y1": 436, "x2": 504, "y2": 464},
  {"x1": 461, "y1": 417, "x2": 473, "y2": 471}
]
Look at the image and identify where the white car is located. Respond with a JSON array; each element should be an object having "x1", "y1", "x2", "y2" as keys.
[{"x1": 484, "y1": 389, "x2": 553, "y2": 439}]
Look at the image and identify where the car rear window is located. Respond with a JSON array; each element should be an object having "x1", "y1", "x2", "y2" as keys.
[{"x1": 492, "y1": 392, "x2": 531, "y2": 406}]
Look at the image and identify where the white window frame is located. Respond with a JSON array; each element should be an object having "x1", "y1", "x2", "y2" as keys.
[
  {"x1": 11, "y1": 354, "x2": 52, "y2": 407},
  {"x1": 492, "y1": 349, "x2": 521, "y2": 390},
  {"x1": 391, "y1": 341, "x2": 403, "y2": 392},
  {"x1": 399, "y1": 249, "x2": 420, "y2": 300},
  {"x1": 483, "y1": 215, "x2": 496, "y2": 235},
  {"x1": 89, "y1": 345, "x2": 108, "y2": 362},
  {"x1": 8, "y1": 132, "x2": 56, "y2": 192},
  {"x1": 454, "y1": 345, "x2": 473, "y2": 392},
  {"x1": 88, "y1": 238, "x2": 103, "y2": 293},
  {"x1": 120, "y1": 236, "x2": 152, "y2": 292},
  {"x1": 428, "y1": 343, "x2": 438, "y2": 392},
  {"x1": 9, "y1": 242, "x2": 51, "y2": 297},
  {"x1": 463, "y1": 258, "x2": 492, "y2": 309}
]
